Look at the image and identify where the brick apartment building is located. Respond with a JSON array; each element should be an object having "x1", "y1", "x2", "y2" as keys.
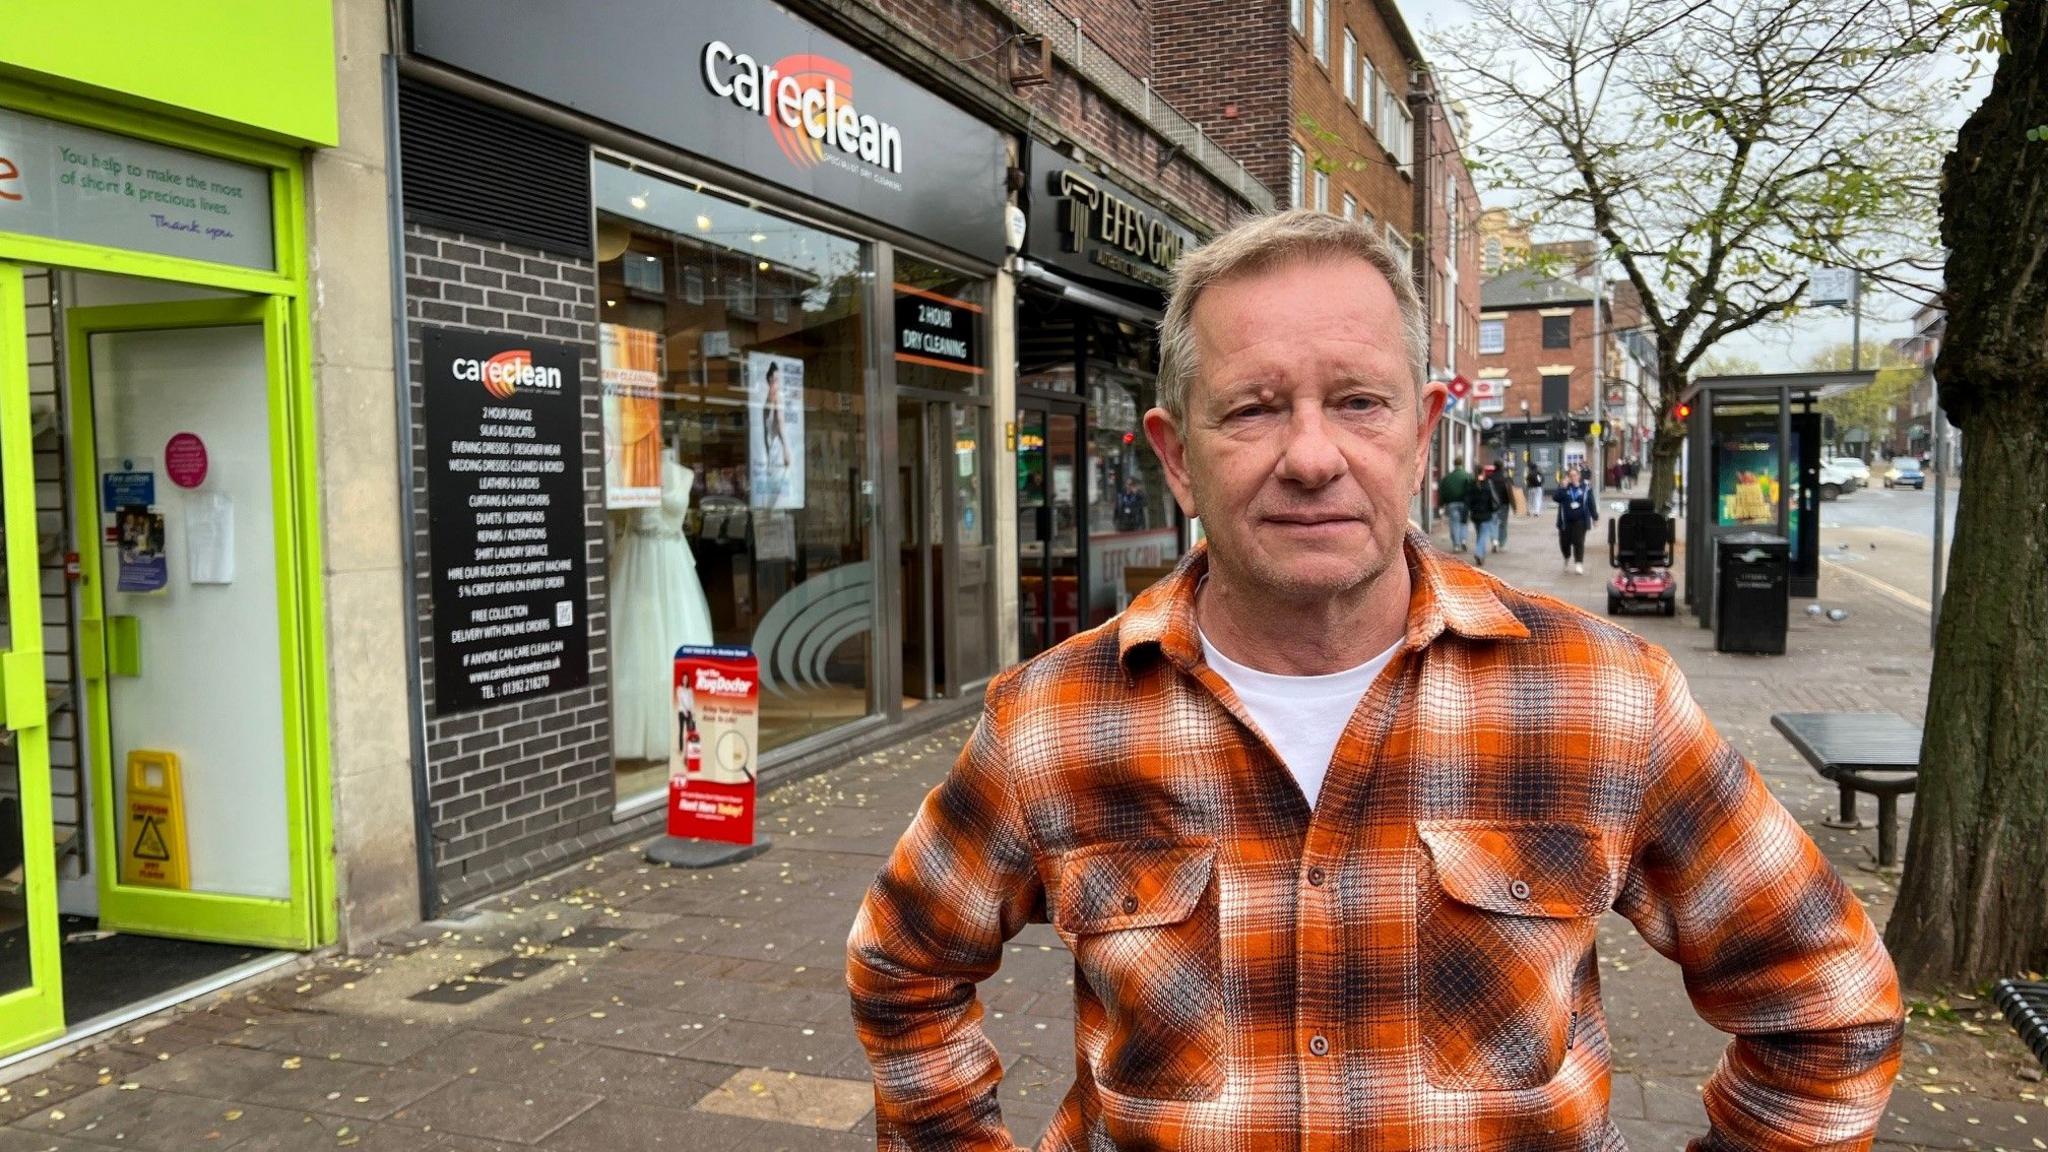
[
  {"x1": 1154, "y1": 0, "x2": 1486, "y2": 508},
  {"x1": 1157, "y1": 0, "x2": 1424, "y2": 256}
]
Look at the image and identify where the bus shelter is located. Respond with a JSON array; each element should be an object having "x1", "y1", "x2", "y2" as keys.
[{"x1": 1682, "y1": 370, "x2": 1875, "y2": 627}]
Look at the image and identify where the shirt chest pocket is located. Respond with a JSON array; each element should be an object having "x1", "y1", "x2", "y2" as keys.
[
  {"x1": 1054, "y1": 841, "x2": 1225, "y2": 1101},
  {"x1": 1416, "y1": 822, "x2": 1614, "y2": 1091}
]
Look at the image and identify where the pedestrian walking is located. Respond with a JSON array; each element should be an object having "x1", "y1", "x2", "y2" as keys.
[
  {"x1": 1557, "y1": 466, "x2": 1598, "y2": 573},
  {"x1": 850, "y1": 210, "x2": 1903, "y2": 1152},
  {"x1": 1436, "y1": 456, "x2": 1473, "y2": 552},
  {"x1": 1484, "y1": 459, "x2": 1514, "y2": 552},
  {"x1": 1525, "y1": 461, "x2": 1545, "y2": 516},
  {"x1": 1466, "y1": 463, "x2": 1500, "y2": 566}
]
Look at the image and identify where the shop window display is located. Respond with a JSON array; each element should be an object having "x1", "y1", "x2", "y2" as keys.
[
  {"x1": 594, "y1": 159, "x2": 872, "y2": 805},
  {"x1": 1083, "y1": 316, "x2": 1177, "y2": 622}
]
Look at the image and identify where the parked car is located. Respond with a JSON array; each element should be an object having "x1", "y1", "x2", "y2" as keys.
[
  {"x1": 1884, "y1": 458, "x2": 1926, "y2": 490},
  {"x1": 1816, "y1": 460, "x2": 1858, "y2": 501},
  {"x1": 1826, "y1": 456, "x2": 1870, "y2": 488}
]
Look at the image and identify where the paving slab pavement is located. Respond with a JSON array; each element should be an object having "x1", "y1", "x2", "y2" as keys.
[{"x1": 0, "y1": 524, "x2": 2040, "y2": 1150}]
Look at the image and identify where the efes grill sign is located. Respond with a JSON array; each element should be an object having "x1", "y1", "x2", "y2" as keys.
[
  {"x1": 452, "y1": 349, "x2": 565, "y2": 399},
  {"x1": 702, "y1": 43, "x2": 904, "y2": 176},
  {"x1": 408, "y1": 0, "x2": 1008, "y2": 264},
  {"x1": 1026, "y1": 141, "x2": 1200, "y2": 295}
]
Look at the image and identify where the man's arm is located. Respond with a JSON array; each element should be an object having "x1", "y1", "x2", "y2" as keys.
[
  {"x1": 847, "y1": 690, "x2": 1044, "y2": 1151},
  {"x1": 1615, "y1": 649, "x2": 1904, "y2": 1152}
]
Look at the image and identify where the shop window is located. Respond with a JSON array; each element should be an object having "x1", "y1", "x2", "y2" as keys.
[
  {"x1": 1083, "y1": 315, "x2": 1176, "y2": 625},
  {"x1": 593, "y1": 159, "x2": 873, "y2": 806},
  {"x1": 1543, "y1": 314, "x2": 1572, "y2": 348}
]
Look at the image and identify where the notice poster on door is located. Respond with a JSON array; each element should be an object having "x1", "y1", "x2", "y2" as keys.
[
  {"x1": 600, "y1": 322, "x2": 664, "y2": 509},
  {"x1": 421, "y1": 327, "x2": 591, "y2": 713},
  {"x1": 115, "y1": 505, "x2": 168, "y2": 593},
  {"x1": 746, "y1": 353, "x2": 805, "y2": 510},
  {"x1": 668, "y1": 646, "x2": 760, "y2": 846}
]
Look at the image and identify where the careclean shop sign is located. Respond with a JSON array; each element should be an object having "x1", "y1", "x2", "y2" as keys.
[{"x1": 422, "y1": 327, "x2": 591, "y2": 713}]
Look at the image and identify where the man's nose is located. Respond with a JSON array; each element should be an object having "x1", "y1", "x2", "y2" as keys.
[{"x1": 1274, "y1": 404, "x2": 1346, "y2": 488}]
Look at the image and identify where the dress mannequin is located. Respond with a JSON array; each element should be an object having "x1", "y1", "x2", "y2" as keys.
[{"x1": 610, "y1": 457, "x2": 714, "y2": 762}]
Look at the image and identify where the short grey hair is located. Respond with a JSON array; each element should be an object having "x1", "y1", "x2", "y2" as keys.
[{"x1": 1157, "y1": 209, "x2": 1429, "y2": 422}]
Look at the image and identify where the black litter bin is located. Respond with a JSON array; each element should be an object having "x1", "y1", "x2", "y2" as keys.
[{"x1": 1715, "y1": 531, "x2": 1789, "y2": 654}]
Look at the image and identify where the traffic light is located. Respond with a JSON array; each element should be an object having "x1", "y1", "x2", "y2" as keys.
[{"x1": 1676, "y1": 402, "x2": 1692, "y2": 421}]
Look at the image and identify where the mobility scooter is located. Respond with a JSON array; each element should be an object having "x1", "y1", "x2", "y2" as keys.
[{"x1": 1607, "y1": 498, "x2": 1676, "y2": 616}]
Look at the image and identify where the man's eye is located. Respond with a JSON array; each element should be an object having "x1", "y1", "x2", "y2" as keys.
[
  {"x1": 1226, "y1": 404, "x2": 1270, "y2": 420},
  {"x1": 1339, "y1": 396, "x2": 1379, "y2": 412}
]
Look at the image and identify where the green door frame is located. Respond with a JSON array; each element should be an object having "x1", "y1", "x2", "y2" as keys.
[
  {"x1": 0, "y1": 263, "x2": 67, "y2": 1050},
  {"x1": 0, "y1": 77, "x2": 336, "y2": 959},
  {"x1": 68, "y1": 297, "x2": 316, "y2": 949}
]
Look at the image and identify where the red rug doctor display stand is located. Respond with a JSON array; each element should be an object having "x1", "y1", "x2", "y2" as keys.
[{"x1": 644, "y1": 646, "x2": 773, "y2": 868}]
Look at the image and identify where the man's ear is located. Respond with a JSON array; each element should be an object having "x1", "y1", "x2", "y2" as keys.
[
  {"x1": 1410, "y1": 379, "x2": 1450, "y2": 493},
  {"x1": 1143, "y1": 407, "x2": 1198, "y2": 518}
]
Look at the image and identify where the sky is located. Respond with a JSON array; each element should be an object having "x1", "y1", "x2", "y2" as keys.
[{"x1": 1397, "y1": 0, "x2": 1992, "y2": 365}]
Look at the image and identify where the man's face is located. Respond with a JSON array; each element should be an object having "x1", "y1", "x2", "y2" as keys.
[{"x1": 1144, "y1": 256, "x2": 1446, "y2": 600}]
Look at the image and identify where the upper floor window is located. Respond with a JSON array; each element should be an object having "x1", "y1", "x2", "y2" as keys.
[
  {"x1": 1343, "y1": 31, "x2": 1359, "y2": 104},
  {"x1": 1289, "y1": 144, "x2": 1306, "y2": 210},
  {"x1": 1385, "y1": 224, "x2": 1413, "y2": 278},
  {"x1": 1362, "y1": 58, "x2": 1380, "y2": 138},
  {"x1": 1291, "y1": 0, "x2": 1305, "y2": 33},
  {"x1": 1314, "y1": 170, "x2": 1330, "y2": 212},
  {"x1": 1542, "y1": 314, "x2": 1572, "y2": 348},
  {"x1": 1342, "y1": 193, "x2": 1358, "y2": 220},
  {"x1": 1312, "y1": 0, "x2": 1329, "y2": 64}
]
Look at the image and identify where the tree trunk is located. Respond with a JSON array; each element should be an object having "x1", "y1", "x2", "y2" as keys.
[
  {"x1": 1886, "y1": 404, "x2": 2048, "y2": 987},
  {"x1": 1883, "y1": 0, "x2": 2048, "y2": 990},
  {"x1": 1648, "y1": 356, "x2": 1687, "y2": 514},
  {"x1": 1646, "y1": 430, "x2": 1682, "y2": 515}
]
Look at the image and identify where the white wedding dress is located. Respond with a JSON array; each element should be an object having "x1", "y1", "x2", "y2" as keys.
[{"x1": 610, "y1": 459, "x2": 714, "y2": 761}]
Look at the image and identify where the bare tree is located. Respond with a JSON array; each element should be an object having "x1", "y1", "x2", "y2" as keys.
[
  {"x1": 1885, "y1": 0, "x2": 2048, "y2": 991},
  {"x1": 1435, "y1": 0, "x2": 1956, "y2": 509}
]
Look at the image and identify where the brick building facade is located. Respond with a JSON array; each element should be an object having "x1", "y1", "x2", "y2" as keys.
[
  {"x1": 1153, "y1": 0, "x2": 1426, "y2": 244},
  {"x1": 1477, "y1": 268, "x2": 1603, "y2": 422}
]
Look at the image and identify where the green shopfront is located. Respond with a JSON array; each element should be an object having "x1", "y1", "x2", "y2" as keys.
[{"x1": 0, "y1": 2, "x2": 342, "y2": 1061}]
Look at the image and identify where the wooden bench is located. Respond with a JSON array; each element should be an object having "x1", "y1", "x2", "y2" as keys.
[{"x1": 1770, "y1": 711, "x2": 1921, "y2": 871}]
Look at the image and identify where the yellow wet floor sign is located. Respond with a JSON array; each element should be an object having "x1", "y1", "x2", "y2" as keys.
[{"x1": 120, "y1": 750, "x2": 189, "y2": 889}]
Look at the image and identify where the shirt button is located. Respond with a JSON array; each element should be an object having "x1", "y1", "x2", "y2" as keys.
[
  {"x1": 1510, "y1": 879, "x2": 1532, "y2": 901},
  {"x1": 1309, "y1": 1034, "x2": 1330, "y2": 1057},
  {"x1": 1122, "y1": 895, "x2": 1139, "y2": 914},
  {"x1": 1306, "y1": 866, "x2": 1326, "y2": 887}
]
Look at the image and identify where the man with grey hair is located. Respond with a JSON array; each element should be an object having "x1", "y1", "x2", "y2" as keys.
[{"x1": 849, "y1": 210, "x2": 1901, "y2": 1150}]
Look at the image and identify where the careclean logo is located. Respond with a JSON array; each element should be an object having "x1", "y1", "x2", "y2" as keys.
[
  {"x1": 449, "y1": 348, "x2": 563, "y2": 398},
  {"x1": 480, "y1": 350, "x2": 534, "y2": 399},
  {"x1": 766, "y1": 54, "x2": 853, "y2": 171}
]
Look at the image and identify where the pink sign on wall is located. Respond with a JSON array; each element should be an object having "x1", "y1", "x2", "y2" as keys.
[{"x1": 164, "y1": 433, "x2": 208, "y2": 489}]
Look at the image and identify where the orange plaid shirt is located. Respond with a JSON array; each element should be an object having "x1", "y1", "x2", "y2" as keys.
[{"x1": 848, "y1": 532, "x2": 1902, "y2": 1150}]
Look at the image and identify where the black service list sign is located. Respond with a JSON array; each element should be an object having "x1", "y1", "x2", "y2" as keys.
[{"x1": 422, "y1": 327, "x2": 591, "y2": 713}]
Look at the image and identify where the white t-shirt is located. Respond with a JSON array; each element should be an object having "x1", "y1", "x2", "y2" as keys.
[{"x1": 1198, "y1": 630, "x2": 1402, "y2": 810}]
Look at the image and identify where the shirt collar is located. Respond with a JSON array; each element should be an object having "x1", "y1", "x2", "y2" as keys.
[{"x1": 1118, "y1": 529, "x2": 1530, "y2": 676}]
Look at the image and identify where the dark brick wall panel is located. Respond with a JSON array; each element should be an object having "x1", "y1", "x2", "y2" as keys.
[{"x1": 404, "y1": 222, "x2": 613, "y2": 910}]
